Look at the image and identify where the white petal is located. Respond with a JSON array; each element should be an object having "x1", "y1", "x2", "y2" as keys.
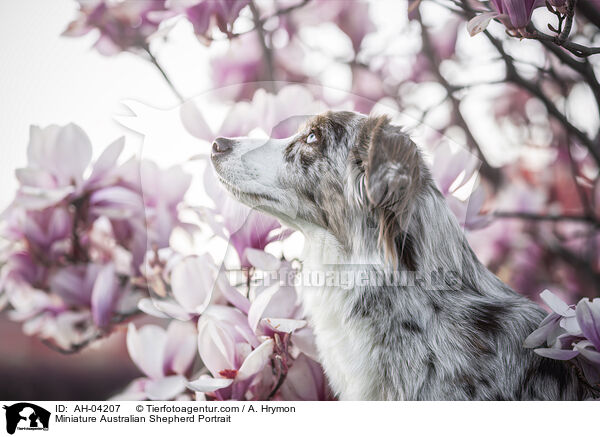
[
  {"x1": 245, "y1": 249, "x2": 281, "y2": 271},
  {"x1": 263, "y1": 318, "x2": 307, "y2": 333},
  {"x1": 15, "y1": 185, "x2": 75, "y2": 210},
  {"x1": 185, "y1": 376, "x2": 233, "y2": 392},
  {"x1": 170, "y1": 256, "x2": 215, "y2": 314},
  {"x1": 467, "y1": 11, "x2": 498, "y2": 36},
  {"x1": 90, "y1": 263, "x2": 118, "y2": 328},
  {"x1": 137, "y1": 298, "x2": 172, "y2": 318},
  {"x1": 237, "y1": 339, "x2": 274, "y2": 380},
  {"x1": 88, "y1": 137, "x2": 125, "y2": 184},
  {"x1": 164, "y1": 321, "x2": 197, "y2": 375},
  {"x1": 145, "y1": 375, "x2": 187, "y2": 400},
  {"x1": 216, "y1": 273, "x2": 250, "y2": 314},
  {"x1": 559, "y1": 316, "x2": 582, "y2": 335},
  {"x1": 55, "y1": 123, "x2": 93, "y2": 185},
  {"x1": 248, "y1": 284, "x2": 280, "y2": 332},
  {"x1": 180, "y1": 100, "x2": 214, "y2": 141},
  {"x1": 126, "y1": 323, "x2": 167, "y2": 379},
  {"x1": 540, "y1": 289, "x2": 574, "y2": 317}
]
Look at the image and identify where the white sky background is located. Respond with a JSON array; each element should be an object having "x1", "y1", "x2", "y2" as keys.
[
  {"x1": 1, "y1": 0, "x2": 598, "y2": 214},
  {"x1": 0, "y1": 0, "x2": 214, "y2": 211}
]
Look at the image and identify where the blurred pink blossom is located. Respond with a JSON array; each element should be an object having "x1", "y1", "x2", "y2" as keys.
[
  {"x1": 165, "y1": 0, "x2": 250, "y2": 39},
  {"x1": 114, "y1": 320, "x2": 197, "y2": 400},
  {"x1": 0, "y1": 124, "x2": 190, "y2": 349},
  {"x1": 63, "y1": 0, "x2": 167, "y2": 55}
]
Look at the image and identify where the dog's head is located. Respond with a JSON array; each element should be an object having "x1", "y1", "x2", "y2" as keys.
[{"x1": 211, "y1": 111, "x2": 432, "y2": 265}]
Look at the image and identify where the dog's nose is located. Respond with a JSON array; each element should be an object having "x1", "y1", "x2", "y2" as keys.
[{"x1": 212, "y1": 137, "x2": 234, "y2": 155}]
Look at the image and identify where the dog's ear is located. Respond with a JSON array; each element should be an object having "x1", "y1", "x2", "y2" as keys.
[{"x1": 354, "y1": 115, "x2": 422, "y2": 266}]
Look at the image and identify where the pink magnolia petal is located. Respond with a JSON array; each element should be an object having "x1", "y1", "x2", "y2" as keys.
[
  {"x1": 54, "y1": 123, "x2": 93, "y2": 186},
  {"x1": 559, "y1": 315, "x2": 582, "y2": 335},
  {"x1": 534, "y1": 347, "x2": 579, "y2": 360},
  {"x1": 26, "y1": 125, "x2": 61, "y2": 169},
  {"x1": 237, "y1": 339, "x2": 274, "y2": 380},
  {"x1": 109, "y1": 378, "x2": 149, "y2": 401},
  {"x1": 88, "y1": 137, "x2": 125, "y2": 185},
  {"x1": 15, "y1": 185, "x2": 75, "y2": 210},
  {"x1": 137, "y1": 297, "x2": 171, "y2": 319},
  {"x1": 186, "y1": 376, "x2": 233, "y2": 392},
  {"x1": 291, "y1": 327, "x2": 320, "y2": 361},
  {"x1": 180, "y1": 100, "x2": 214, "y2": 142},
  {"x1": 197, "y1": 318, "x2": 237, "y2": 376},
  {"x1": 217, "y1": 272, "x2": 250, "y2": 314},
  {"x1": 540, "y1": 289, "x2": 574, "y2": 317},
  {"x1": 280, "y1": 353, "x2": 326, "y2": 401},
  {"x1": 170, "y1": 255, "x2": 216, "y2": 314},
  {"x1": 574, "y1": 341, "x2": 600, "y2": 365},
  {"x1": 15, "y1": 168, "x2": 55, "y2": 188},
  {"x1": 154, "y1": 300, "x2": 193, "y2": 321},
  {"x1": 126, "y1": 323, "x2": 167, "y2": 380},
  {"x1": 145, "y1": 375, "x2": 188, "y2": 400},
  {"x1": 263, "y1": 318, "x2": 307, "y2": 334},
  {"x1": 523, "y1": 313, "x2": 561, "y2": 348},
  {"x1": 163, "y1": 321, "x2": 197, "y2": 375},
  {"x1": 245, "y1": 248, "x2": 281, "y2": 271},
  {"x1": 576, "y1": 299, "x2": 600, "y2": 351},
  {"x1": 91, "y1": 263, "x2": 119, "y2": 328},
  {"x1": 467, "y1": 11, "x2": 499, "y2": 36},
  {"x1": 248, "y1": 284, "x2": 280, "y2": 332}
]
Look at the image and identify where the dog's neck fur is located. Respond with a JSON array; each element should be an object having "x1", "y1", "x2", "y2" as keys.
[{"x1": 297, "y1": 184, "x2": 588, "y2": 400}]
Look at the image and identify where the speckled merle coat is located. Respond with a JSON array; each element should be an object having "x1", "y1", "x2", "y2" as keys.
[{"x1": 211, "y1": 111, "x2": 593, "y2": 400}]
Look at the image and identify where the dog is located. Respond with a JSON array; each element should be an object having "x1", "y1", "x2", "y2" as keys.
[{"x1": 211, "y1": 110, "x2": 592, "y2": 400}]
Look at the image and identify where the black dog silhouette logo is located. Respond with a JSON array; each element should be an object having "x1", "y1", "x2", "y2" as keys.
[{"x1": 3, "y1": 403, "x2": 50, "y2": 434}]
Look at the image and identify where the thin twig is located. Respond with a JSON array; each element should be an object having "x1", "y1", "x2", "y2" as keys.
[
  {"x1": 249, "y1": 0, "x2": 276, "y2": 92},
  {"x1": 144, "y1": 46, "x2": 184, "y2": 102},
  {"x1": 522, "y1": 29, "x2": 600, "y2": 58},
  {"x1": 557, "y1": 0, "x2": 576, "y2": 44},
  {"x1": 494, "y1": 211, "x2": 600, "y2": 227},
  {"x1": 481, "y1": 28, "x2": 600, "y2": 167}
]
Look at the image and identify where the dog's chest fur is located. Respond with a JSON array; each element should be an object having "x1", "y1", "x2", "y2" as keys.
[{"x1": 300, "y1": 229, "x2": 386, "y2": 400}]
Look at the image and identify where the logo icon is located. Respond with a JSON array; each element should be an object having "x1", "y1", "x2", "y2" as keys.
[{"x1": 3, "y1": 403, "x2": 50, "y2": 435}]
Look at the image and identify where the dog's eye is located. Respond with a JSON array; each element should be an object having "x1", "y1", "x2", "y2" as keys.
[{"x1": 306, "y1": 132, "x2": 317, "y2": 144}]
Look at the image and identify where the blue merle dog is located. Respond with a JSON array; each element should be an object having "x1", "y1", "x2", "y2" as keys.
[{"x1": 210, "y1": 110, "x2": 593, "y2": 400}]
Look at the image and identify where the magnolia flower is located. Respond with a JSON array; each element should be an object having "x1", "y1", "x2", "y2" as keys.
[
  {"x1": 246, "y1": 249, "x2": 306, "y2": 335},
  {"x1": 63, "y1": 0, "x2": 166, "y2": 55},
  {"x1": 138, "y1": 252, "x2": 250, "y2": 320},
  {"x1": 468, "y1": 0, "x2": 544, "y2": 36},
  {"x1": 187, "y1": 305, "x2": 273, "y2": 400},
  {"x1": 279, "y1": 353, "x2": 331, "y2": 401},
  {"x1": 49, "y1": 262, "x2": 119, "y2": 328},
  {"x1": 0, "y1": 123, "x2": 190, "y2": 349},
  {"x1": 114, "y1": 321, "x2": 197, "y2": 400},
  {"x1": 164, "y1": 0, "x2": 250, "y2": 39},
  {"x1": 524, "y1": 290, "x2": 600, "y2": 385},
  {"x1": 289, "y1": 0, "x2": 374, "y2": 54}
]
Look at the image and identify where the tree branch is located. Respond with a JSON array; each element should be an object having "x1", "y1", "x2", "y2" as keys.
[
  {"x1": 143, "y1": 46, "x2": 184, "y2": 102},
  {"x1": 494, "y1": 211, "x2": 600, "y2": 228},
  {"x1": 249, "y1": 0, "x2": 277, "y2": 93},
  {"x1": 557, "y1": 0, "x2": 576, "y2": 45},
  {"x1": 416, "y1": 12, "x2": 503, "y2": 186},
  {"x1": 480, "y1": 29, "x2": 600, "y2": 167}
]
